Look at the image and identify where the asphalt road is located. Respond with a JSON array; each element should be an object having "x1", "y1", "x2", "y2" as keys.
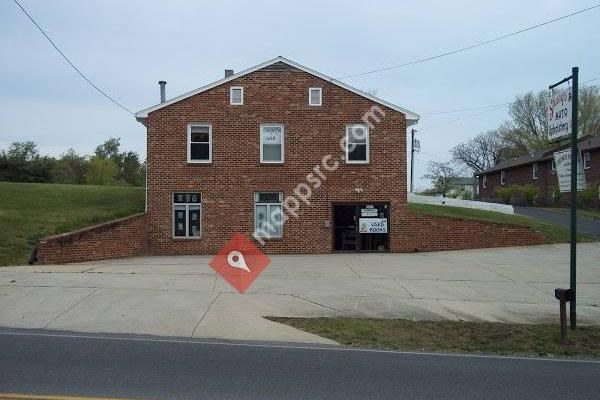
[
  {"x1": 515, "y1": 206, "x2": 600, "y2": 238},
  {"x1": 1, "y1": 329, "x2": 599, "y2": 399}
]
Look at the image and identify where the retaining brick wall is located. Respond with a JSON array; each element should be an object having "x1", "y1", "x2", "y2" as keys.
[
  {"x1": 396, "y1": 209, "x2": 547, "y2": 252},
  {"x1": 33, "y1": 208, "x2": 547, "y2": 264},
  {"x1": 34, "y1": 213, "x2": 148, "y2": 264}
]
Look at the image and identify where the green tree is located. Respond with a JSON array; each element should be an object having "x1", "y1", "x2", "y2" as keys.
[
  {"x1": 85, "y1": 156, "x2": 117, "y2": 185},
  {"x1": 422, "y1": 161, "x2": 458, "y2": 197},
  {"x1": 51, "y1": 149, "x2": 88, "y2": 184}
]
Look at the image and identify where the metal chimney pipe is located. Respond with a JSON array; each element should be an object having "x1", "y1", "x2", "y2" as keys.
[
  {"x1": 158, "y1": 81, "x2": 166, "y2": 103},
  {"x1": 224, "y1": 69, "x2": 234, "y2": 78}
]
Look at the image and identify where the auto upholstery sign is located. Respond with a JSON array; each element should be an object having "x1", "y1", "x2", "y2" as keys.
[
  {"x1": 548, "y1": 86, "x2": 572, "y2": 141},
  {"x1": 359, "y1": 218, "x2": 388, "y2": 234}
]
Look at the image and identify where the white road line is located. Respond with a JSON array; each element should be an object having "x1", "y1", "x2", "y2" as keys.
[{"x1": 0, "y1": 330, "x2": 598, "y2": 364}]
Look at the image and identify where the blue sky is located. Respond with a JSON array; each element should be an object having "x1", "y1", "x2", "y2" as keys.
[{"x1": 1, "y1": 0, "x2": 598, "y2": 190}]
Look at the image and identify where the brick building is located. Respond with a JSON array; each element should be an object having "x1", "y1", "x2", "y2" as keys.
[
  {"x1": 34, "y1": 57, "x2": 548, "y2": 263},
  {"x1": 135, "y1": 56, "x2": 419, "y2": 254},
  {"x1": 477, "y1": 136, "x2": 600, "y2": 205}
]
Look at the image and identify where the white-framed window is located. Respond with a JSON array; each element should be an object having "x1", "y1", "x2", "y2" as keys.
[
  {"x1": 254, "y1": 192, "x2": 283, "y2": 238},
  {"x1": 500, "y1": 170, "x2": 506, "y2": 185},
  {"x1": 187, "y1": 124, "x2": 212, "y2": 163},
  {"x1": 551, "y1": 160, "x2": 556, "y2": 173},
  {"x1": 230, "y1": 86, "x2": 244, "y2": 105},
  {"x1": 482, "y1": 175, "x2": 487, "y2": 188},
  {"x1": 583, "y1": 152, "x2": 591, "y2": 169},
  {"x1": 345, "y1": 124, "x2": 369, "y2": 164},
  {"x1": 533, "y1": 163, "x2": 538, "y2": 180},
  {"x1": 309, "y1": 87, "x2": 322, "y2": 106},
  {"x1": 173, "y1": 192, "x2": 202, "y2": 238},
  {"x1": 260, "y1": 124, "x2": 284, "y2": 163}
]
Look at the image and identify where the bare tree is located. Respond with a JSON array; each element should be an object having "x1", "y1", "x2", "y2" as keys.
[
  {"x1": 422, "y1": 161, "x2": 458, "y2": 197},
  {"x1": 579, "y1": 85, "x2": 600, "y2": 136},
  {"x1": 451, "y1": 130, "x2": 505, "y2": 173}
]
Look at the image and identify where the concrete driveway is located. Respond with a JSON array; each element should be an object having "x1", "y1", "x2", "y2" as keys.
[{"x1": 1, "y1": 243, "x2": 599, "y2": 343}]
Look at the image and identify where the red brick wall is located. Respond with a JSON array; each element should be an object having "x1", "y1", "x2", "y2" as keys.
[
  {"x1": 35, "y1": 213, "x2": 148, "y2": 264},
  {"x1": 146, "y1": 64, "x2": 408, "y2": 255},
  {"x1": 398, "y1": 207, "x2": 546, "y2": 251}
]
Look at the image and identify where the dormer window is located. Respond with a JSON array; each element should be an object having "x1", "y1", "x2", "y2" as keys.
[
  {"x1": 309, "y1": 88, "x2": 322, "y2": 106},
  {"x1": 230, "y1": 86, "x2": 243, "y2": 105}
]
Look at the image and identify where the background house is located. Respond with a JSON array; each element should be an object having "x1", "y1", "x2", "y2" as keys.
[{"x1": 476, "y1": 136, "x2": 600, "y2": 205}]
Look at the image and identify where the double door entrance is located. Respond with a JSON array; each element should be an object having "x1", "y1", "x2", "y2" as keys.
[{"x1": 333, "y1": 203, "x2": 389, "y2": 252}]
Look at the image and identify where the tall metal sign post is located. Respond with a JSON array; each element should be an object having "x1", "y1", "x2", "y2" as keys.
[{"x1": 548, "y1": 67, "x2": 579, "y2": 329}]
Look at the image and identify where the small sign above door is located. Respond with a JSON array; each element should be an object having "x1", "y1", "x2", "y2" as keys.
[{"x1": 361, "y1": 208, "x2": 379, "y2": 217}]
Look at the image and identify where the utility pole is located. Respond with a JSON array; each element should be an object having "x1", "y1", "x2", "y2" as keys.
[
  {"x1": 570, "y1": 66, "x2": 579, "y2": 329},
  {"x1": 410, "y1": 129, "x2": 416, "y2": 193}
]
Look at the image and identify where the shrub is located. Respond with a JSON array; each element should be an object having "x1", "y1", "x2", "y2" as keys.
[
  {"x1": 577, "y1": 184, "x2": 599, "y2": 208},
  {"x1": 552, "y1": 186, "x2": 563, "y2": 206},
  {"x1": 521, "y1": 184, "x2": 539, "y2": 206},
  {"x1": 495, "y1": 185, "x2": 516, "y2": 204}
]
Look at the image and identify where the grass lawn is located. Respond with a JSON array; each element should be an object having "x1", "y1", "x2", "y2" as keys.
[
  {"x1": 407, "y1": 202, "x2": 593, "y2": 243},
  {"x1": 270, "y1": 317, "x2": 600, "y2": 359},
  {"x1": 0, "y1": 182, "x2": 145, "y2": 266}
]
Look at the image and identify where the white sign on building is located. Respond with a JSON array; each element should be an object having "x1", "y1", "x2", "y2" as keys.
[
  {"x1": 553, "y1": 149, "x2": 586, "y2": 192},
  {"x1": 359, "y1": 218, "x2": 388, "y2": 234},
  {"x1": 548, "y1": 86, "x2": 572, "y2": 141}
]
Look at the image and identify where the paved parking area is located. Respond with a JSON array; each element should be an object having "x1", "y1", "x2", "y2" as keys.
[{"x1": 1, "y1": 243, "x2": 599, "y2": 343}]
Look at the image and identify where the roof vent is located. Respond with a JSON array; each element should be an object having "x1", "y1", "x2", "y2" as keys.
[
  {"x1": 225, "y1": 69, "x2": 234, "y2": 78},
  {"x1": 158, "y1": 81, "x2": 167, "y2": 103}
]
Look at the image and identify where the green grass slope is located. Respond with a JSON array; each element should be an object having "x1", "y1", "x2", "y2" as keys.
[
  {"x1": 0, "y1": 182, "x2": 145, "y2": 266},
  {"x1": 407, "y1": 202, "x2": 592, "y2": 243}
]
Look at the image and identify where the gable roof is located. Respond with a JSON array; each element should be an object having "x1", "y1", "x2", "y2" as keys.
[{"x1": 134, "y1": 56, "x2": 420, "y2": 125}]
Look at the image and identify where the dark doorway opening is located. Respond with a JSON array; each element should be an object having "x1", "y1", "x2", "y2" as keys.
[{"x1": 333, "y1": 203, "x2": 389, "y2": 252}]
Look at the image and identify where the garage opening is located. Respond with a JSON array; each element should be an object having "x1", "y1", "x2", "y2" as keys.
[{"x1": 333, "y1": 203, "x2": 389, "y2": 252}]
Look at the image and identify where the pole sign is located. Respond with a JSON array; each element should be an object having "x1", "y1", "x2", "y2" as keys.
[
  {"x1": 553, "y1": 149, "x2": 586, "y2": 192},
  {"x1": 548, "y1": 85, "x2": 572, "y2": 141}
]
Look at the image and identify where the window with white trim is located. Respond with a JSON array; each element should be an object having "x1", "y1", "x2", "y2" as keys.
[
  {"x1": 173, "y1": 192, "x2": 202, "y2": 238},
  {"x1": 187, "y1": 124, "x2": 212, "y2": 163},
  {"x1": 583, "y1": 152, "x2": 591, "y2": 169},
  {"x1": 254, "y1": 192, "x2": 283, "y2": 238},
  {"x1": 260, "y1": 124, "x2": 284, "y2": 163},
  {"x1": 551, "y1": 160, "x2": 556, "y2": 173},
  {"x1": 482, "y1": 175, "x2": 487, "y2": 188},
  {"x1": 500, "y1": 170, "x2": 506, "y2": 185},
  {"x1": 533, "y1": 163, "x2": 538, "y2": 180},
  {"x1": 309, "y1": 87, "x2": 322, "y2": 106},
  {"x1": 345, "y1": 124, "x2": 369, "y2": 164},
  {"x1": 230, "y1": 86, "x2": 243, "y2": 105}
]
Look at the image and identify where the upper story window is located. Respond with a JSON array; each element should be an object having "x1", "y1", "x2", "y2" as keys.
[
  {"x1": 551, "y1": 159, "x2": 556, "y2": 173},
  {"x1": 500, "y1": 170, "x2": 506, "y2": 185},
  {"x1": 187, "y1": 124, "x2": 212, "y2": 163},
  {"x1": 345, "y1": 124, "x2": 369, "y2": 164},
  {"x1": 482, "y1": 175, "x2": 487, "y2": 188},
  {"x1": 309, "y1": 87, "x2": 322, "y2": 106},
  {"x1": 254, "y1": 192, "x2": 283, "y2": 238},
  {"x1": 230, "y1": 86, "x2": 244, "y2": 105},
  {"x1": 583, "y1": 152, "x2": 591, "y2": 169},
  {"x1": 173, "y1": 192, "x2": 202, "y2": 238},
  {"x1": 260, "y1": 124, "x2": 284, "y2": 163},
  {"x1": 532, "y1": 163, "x2": 538, "y2": 180}
]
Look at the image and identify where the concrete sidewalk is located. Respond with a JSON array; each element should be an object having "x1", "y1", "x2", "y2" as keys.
[{"x1": 1, "y1": 243, "x2": 599, "y2": 343}]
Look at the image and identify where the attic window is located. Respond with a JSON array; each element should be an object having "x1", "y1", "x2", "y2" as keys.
[
  {"x1": 309, "y1": 88, "x2": 322, "y2": 106},
  {"x1": 230, "y1": 87, "x2": 243, "y2": 105}
]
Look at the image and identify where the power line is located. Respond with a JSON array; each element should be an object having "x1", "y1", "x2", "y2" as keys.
[
  {"x1": 339, "y1": 4, "x2": 600, "y2": 79},
  {"x1": 12, "y1": 0, "x2": 134, "y2": 115},
  {"x1": 418, "y1": 75, "x2": 599, "y2": 124}
]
